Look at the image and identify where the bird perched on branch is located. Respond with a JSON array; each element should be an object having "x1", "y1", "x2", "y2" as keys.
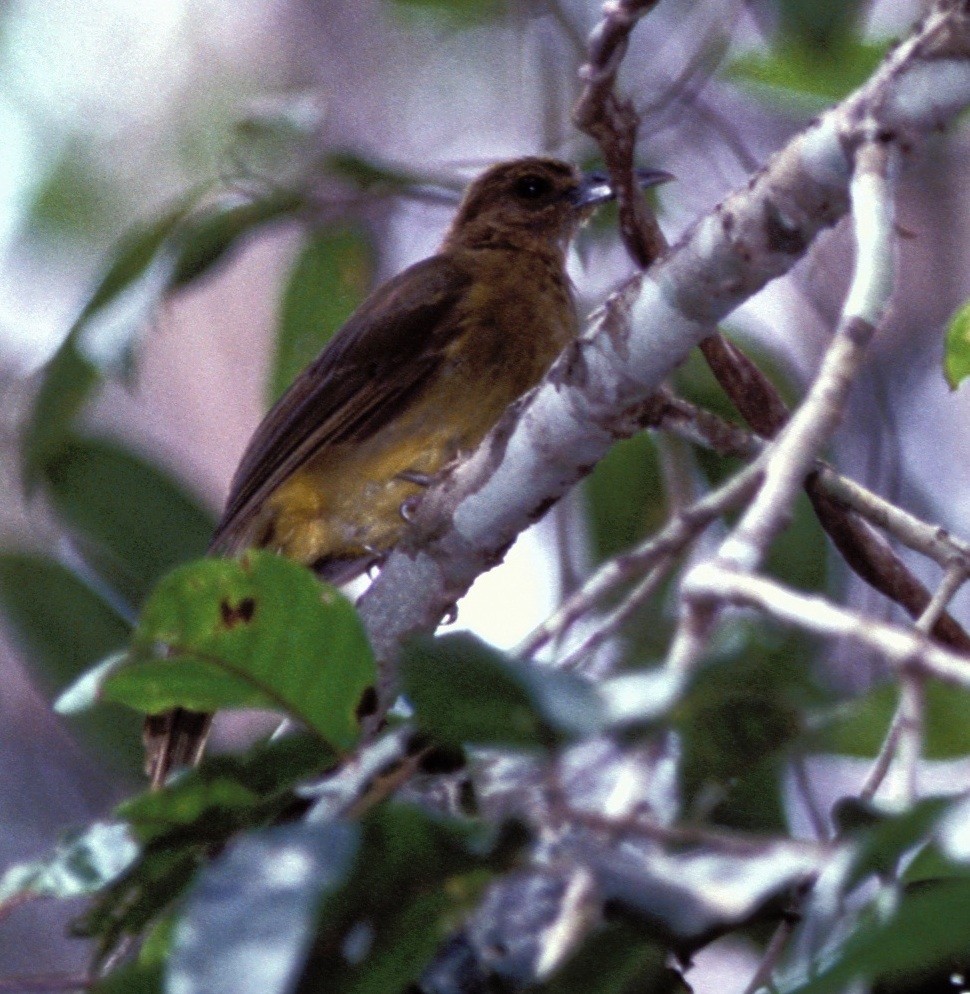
[{"x1": 145, "y1": 155, "x2": 671, "y2": 786}]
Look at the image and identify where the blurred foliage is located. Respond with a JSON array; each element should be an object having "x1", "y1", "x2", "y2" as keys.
[
  {"x1": 73, "y1": 734, "x2": 336, "y2": 967},
  {"x1": 272, "y1": 226, "x2": 375, "y2": 402},
  {"x1": 727, "y1": 40, "x2": 887, "y2": 107},
  {"x1": 943, "y1": 298, "x2": 970, "y2": 390},
  {"x1": 532, "y1": 923, "x2": 690, "y2": 994},
  {"x1": 585, "y1": 433, "x2": 666, "y2": 564},
  {"x1": 729, "y1": 0, "x2": 887, "y2": 108},
  {"x1": 0, "y1": 554, "x2": 142, "y2": 775},
  {"x1": 401, "y1": 631, "x2": 606, "y2": 749},
  {"x1": 785, "y1": 879, "x2": 970, "y2": 994},
  {"x1": 676, "y1": 622, "x2": 827, "y2": 832},
  {"x1": 44, "y1": 437, "x2": 214, "y2": 608},
  {"x1": 819, "y1": 678, "x2": 970, "y2": 760},
  {"x1": 773, "y1": 0, "x2": 870, "y2": 51},
  {"x1": 30, "y1": 141, "x2": 130, "y2": 240},
  {"x1": 384, "y1": 0, "x2": 507, "y2": 27}
]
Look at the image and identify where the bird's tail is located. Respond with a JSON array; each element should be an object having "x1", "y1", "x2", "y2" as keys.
[{"x1": 143, "y1": 708, "x2": 213, "y2": 789}]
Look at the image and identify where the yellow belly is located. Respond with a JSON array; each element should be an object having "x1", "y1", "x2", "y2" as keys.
[{"x1": 255, "y1": 250, "x2": 577, "y2": 570}]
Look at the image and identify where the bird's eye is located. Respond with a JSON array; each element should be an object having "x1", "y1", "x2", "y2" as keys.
[{"x1": 513, "y1": 174, "x2": 553, "y2": 200}]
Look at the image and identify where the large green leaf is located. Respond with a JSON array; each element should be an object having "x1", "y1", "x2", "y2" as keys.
[
  {"x1": 271, "y1": 225, "x2": 374, "y2": 402},
  {"x1": 400, "y1": 632, "x2": 603, "y2": 750},
  {"x1": 44, "y1": 436, "x2": 215, "y2": 606},
  {"x1": 101, "y1": 553, "x2": 376, "y2": 750}
]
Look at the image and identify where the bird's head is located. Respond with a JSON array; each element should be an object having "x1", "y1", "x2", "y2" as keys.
[{"x1": 443, "y1": 156, "x2": 671, "y2": 254}]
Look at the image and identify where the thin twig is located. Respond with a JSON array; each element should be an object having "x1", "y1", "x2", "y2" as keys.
[
  {"x1": 718, "y1": 140, "x2": 898, "y2": 573},
  {"x1": 740, "y1": 916, "x2": 797, "y2": 994},
  {"x1": 647, "y1": 391, "x2": 970, "y2": 651},
  {"x1": 573, "y1": 0, "x2": 667, "y2": 266},
  {"x1": 684, "y1": 565, "x2": 970, "y2": 692},
  {"x1": 861, "y1": 561, "x2": 970, "y2": 803},
  {"x1": 517, "y1": 457, "x2": 765, "y2": 658},
  {"x1": 553, "y1": 556, "x2": 677, "y2": 674},
  {"x1": 815, "y1": 467, "x2": 970, "y2": 571}
]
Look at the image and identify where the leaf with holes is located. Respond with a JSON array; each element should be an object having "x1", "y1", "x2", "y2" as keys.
[{"x1": 101, "y1": 553, "x2": 376, "y2": 750}]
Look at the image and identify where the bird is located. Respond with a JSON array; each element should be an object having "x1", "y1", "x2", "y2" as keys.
[{"x1": 144, "y1": 155, "x2": 671, "y2": 786}]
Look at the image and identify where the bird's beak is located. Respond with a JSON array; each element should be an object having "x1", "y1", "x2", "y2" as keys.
[{"x1": 571, "y1": 167, "x2": 674, "y2": 208}]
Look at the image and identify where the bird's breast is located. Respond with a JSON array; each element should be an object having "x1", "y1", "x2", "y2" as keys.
[{"x1": 260, "y1": 247, "x2": 578, "y2": 568}]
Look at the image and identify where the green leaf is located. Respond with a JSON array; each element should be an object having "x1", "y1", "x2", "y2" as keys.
[
  {"x1": 22, "y1": 333, "x2": 103, "y2": 488},
  {"x1": 383, "y1": 0, "x2": 506, "y2": 26},
  {"x1": 783, "y1": 879, "x2": 970, "y2": 994},
  {"x1": 75, "y1": 734, "x2": 335, "y2": 963},
  {"x1": 75, "y1": 845, "x2": 203, "y2": 963},
  {"x1": 77, "y1": 203, "x2": 191, "y2": 326},
  {"x1": 944, "y1": 299, "x2": 970, "y2": 390},
  {"x1": 675, "y1": 624, "x2": 820, "y2": 831},
  {"x1": 583, "y1": 432, "x2": 666, "y2": 564},
  {"x1": 30, "y1": 141, "x2": 127, "y2": 238},
  {"x1": 118, "y1": 733, "x2": 335, "y2": 845},
  {"x1": 299, "y1": 805, "x2": 504, "y2": 993},
  {"x1": 44, "y1": 436, "x2": 215, "y2": 606},
  {"x1": 22, "y1": 200, "x2": 187, "y2": 483},
  {"x1": 904, "y1": 844, "x2": 970, "y2": 886},
  {"x1": 832, "y1": 796, "x2": 955, "y2": 892},
  {"x1": 271, "y1": 226, "x2": 374, "y2": 402},
  {"x1": 166, "y1": 806, "x2": 496, "y2": 994},
  {"x1": 22, "y1": 191, "x2": 303, "y2": 485},
  {"x1": 726, "y1": 40, "x2": 888, "y2": 107},
  {"x1": 104, "y1": 553, "x2": 376, "y2": 750},
  {"x1": 537, "y1": 923, "x2": 690, "y2": 994},
  {"x1": 819, "y1": 680, "x2": 970, "y2": 760},
  {"x1": 170, "y1": 192, "x2": 304, "y2": 288},
  {"x1": 229, "y1": 93, "x2": 328, "y2": 191},
  {"x1": 0, "y1": 822, "x2": 138, "y2": 909},
  {"x1": 0, "y1": 554, "x2": 130, "y2": 692},
  {"x1": 776, "y1": 0, "x2": 868, "y2": 52},
  {"x1": 91, "y1": 962, "x2": 164, "y2": 994},
  {"x1": 400, "y1": 632, "x2": 602, "y2": 749},
  {"x1": 323, "y1": 150, "x2": 428, "y2": 193}
]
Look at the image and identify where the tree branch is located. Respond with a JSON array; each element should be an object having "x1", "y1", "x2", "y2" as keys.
[{"x1": 358, "y1": 2, "x2": 970, "y2": 692}]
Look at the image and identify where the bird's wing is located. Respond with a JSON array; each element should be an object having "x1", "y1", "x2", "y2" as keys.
[{"x1": 210, "y1": 253, "x2": 472, "y2": 554}]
